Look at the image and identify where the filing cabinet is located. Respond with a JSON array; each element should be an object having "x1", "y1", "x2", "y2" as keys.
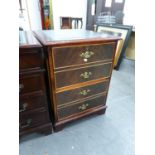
[{"x1": 34, "y1": 30, "x2": 120, "y2": 131}]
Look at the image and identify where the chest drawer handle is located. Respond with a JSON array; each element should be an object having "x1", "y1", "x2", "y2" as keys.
[
  {"x1": 79, "y1": 89, "x2": 90, "y2": 96},
  {"x1": 20, "y1": 119, "x2": 32, "y2": 129},
  {"x1": 80, "y1": 51, "x2": 94, "y2": 59},
  {"x1": 19, "y1": 103, "x2": 28, "y2": 113},
  {"x1": 78, "y1": 103, "x2": 89, "y2": 110},
  {"x1": 80, "y1": 72, "x2": 92, "y2": 79},
  {"x1": 19, "y1": 84, "x2": 24, "y2": 92},
  {"x1": 80, "y1": 51, "x2": 94, "y2": 62}
]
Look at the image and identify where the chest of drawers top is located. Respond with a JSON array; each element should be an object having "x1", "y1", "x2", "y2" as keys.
[
  {"x1": 19, "y1": 31, "x2": 44, "y2": 72},
  {"x1": 19, "y1": 31, "x2": 41, "y2": 49},
  {"x1": 34, "y1": 29, "x2": 120, "y2": 46}
]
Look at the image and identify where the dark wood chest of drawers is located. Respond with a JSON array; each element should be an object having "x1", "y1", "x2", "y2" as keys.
[
  {"x1": 19, "y1": 31, "x2": 52, "y2": 136},
  {"x1": 34, "y1": 30, "x2": 120, "y2": 131}
]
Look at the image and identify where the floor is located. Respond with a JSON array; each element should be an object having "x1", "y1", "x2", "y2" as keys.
[{"x1": 19, "y1": 58, "x2": 135, "y2": 155}]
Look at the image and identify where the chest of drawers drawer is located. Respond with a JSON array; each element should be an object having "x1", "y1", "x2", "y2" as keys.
[
  {"x1": 19, "y1": 108, "x2": 49, "y2": 132},
  {"x1": 55, "y1": 62, "x2": 112, "y2": 88},
  {"x1": 56, "y1": 80, "x2": 109, "y2": 107},
  {"x1": 19, "y1": 91, "x2": 47, "y2": 113},
  {"x1": 52, "y1": 43, "x2": 116, "y2": 69},
  {"x1": 57, "y1": 94, "x2": 107, "y2": 119},
  {"x1": 19, "y1": 72, "x2": 46, "y2": 94},
  {"x1": 19, "y1": 49, "x2": 44, "y2": 71}
]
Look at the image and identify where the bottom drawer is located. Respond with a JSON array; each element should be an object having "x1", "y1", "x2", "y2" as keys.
[
  {"x1": 57, "y1": 94, "x2": 107, "y2": 119},
  {"x1": 19, "y1": 109, "x2": 49, "y2": 131}
]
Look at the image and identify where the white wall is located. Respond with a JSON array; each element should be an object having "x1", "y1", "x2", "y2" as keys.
[
  {"x1": 123, "y1": 0, "x2": 135, "y2": 26},
  {"x1": 52, "y1": 0, "x2": 87, "y2": 30},
  {"x1": 19, "y1": 0, "x2": 42, "y2": 30},
  {"x1": 19, "y1": 0, "x2": 87, "y2": 30},
  {"x1": 19, "y1": 0, "x2": 30, "y2": 30},
  {"x1": 27, "y1": 0, "x2": 42, "y2": 30}
]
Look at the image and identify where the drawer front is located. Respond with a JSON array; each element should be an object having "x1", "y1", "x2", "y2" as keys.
[
  {"x1": 56, "y1": 80, "x2": 109, "y2": 106},
  {"x1": 19, "y1": 109, "x2": 48, "y2": 131},
  {"x1": 19, "y1": 92, "x2": 47, "y2": 113},
  {"x1": 58, "y1": 94, "x2": 107, "y2": 119},
  {"x1": 53, "y1": 43, "x2": 116, "y2": 68},
  {"x1": 19, "y1": 49, "x2": 44, "y2": 71},
  {"x1": 55, "y1": 63, "x2": 112, "y2": 88},
  {"x1": 19, "y1": 73, "x2": 45, "y2": 94}
]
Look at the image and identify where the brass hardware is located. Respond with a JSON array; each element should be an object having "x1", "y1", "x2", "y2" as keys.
[
  {"x1": 19, "y1": 103, "x2": 28, "y2": 112},
  {"x1": 79, "y1": 89, "x2": 90, "y2": 96},
  {"x1": 78, "y1": 103, "x2": 89, "y2": 110},
  {"x1": 19, "y1": 119, "x2": 32, "y2": 129},
  {"x1": 80, "y1": 72, "x2": 92, "y2": 79},
  {"x1": 83, "y1": 58, "x2": 88, "y2": 62},
  {"x1": 80, "y1": 50, "x2": 94, "y2": 62},
  {"x1": 19, "y1": 84, "x2": 24, "y2": 92}
]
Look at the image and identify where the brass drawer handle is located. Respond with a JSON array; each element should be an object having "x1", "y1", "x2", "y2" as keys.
[
  {"x1": 78, "y1": 103, "x2": 89, "y2": 110},
  {"x1": 80, "y1": 72, "x2": 92, "y2": 79},
  {"x1": 80, "y1": 50, "x2": 94, "y2": 62},
  {"x1": 19, "y1": 84, "x2": 24, "y2": 92},
  {"x1": 19, "y1": 103, "x2": 28, "y2": 113},
  {"x1": 79, "y1": 89, "x2": 90, "y2": 96},
  {"x1": 20, "y1": 119, "x2": 32, "y2": 129}
]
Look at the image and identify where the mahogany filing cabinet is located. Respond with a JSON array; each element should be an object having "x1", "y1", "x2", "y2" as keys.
[
  {"x1": 19, "y1": 31, "x2": 52, "y2": 136},
  {"x1": 34, "y1": 30, "x2": 120, "y2": 131}
]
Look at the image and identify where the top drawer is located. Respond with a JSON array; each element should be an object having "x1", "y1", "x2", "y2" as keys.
[
  {"x1": 19, "y1": 49, "x2": 44, "y2": 71},
  {"x1": 52, "y1": 43, "x2": 116, "y2": 69}
]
